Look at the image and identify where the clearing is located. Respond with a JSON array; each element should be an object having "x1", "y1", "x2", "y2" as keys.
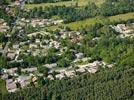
[
  {"x1": 25, "y1": 0, "x2": 105, "y2": 9},
  {"x1": 47, "y1": 12, "x2": 134, "y2": 30}
]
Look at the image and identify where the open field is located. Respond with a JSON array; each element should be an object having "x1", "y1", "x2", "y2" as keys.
[
  {"x1": 47, "y1": 12, "x2": 134, "y2": 30},
  {"x1": 25, "y1": 0, "x2": 105, "y2": 9},
  {"x1": 109, "y1": 13, "x2": 134, "y2": 21},
  {"x1": 66, "y1": 12, "x2": 134, "y2": 30}
]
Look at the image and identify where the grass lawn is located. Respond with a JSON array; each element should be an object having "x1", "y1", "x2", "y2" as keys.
[
  {"x1": 25, "y1": 0, "x2": 105, "y2": 9},
  {"x1": 109, "y1": 12, "x2": 134, "y2": 21},
  {"x1": 0, "y1": 79, "x2": 7, "y2": 96},
  {"x1": 46, "y1": 12, "x2": 134, "y2": 30}
]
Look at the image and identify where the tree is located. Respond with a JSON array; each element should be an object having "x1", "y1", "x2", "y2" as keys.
[{"x1": 38, "y1": 66, "x2": 49, "y2": 76}]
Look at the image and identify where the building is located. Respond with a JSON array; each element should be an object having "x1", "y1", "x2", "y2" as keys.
[
  {"x1": 65, "y1": 70, "x2": 76, "y2": 78},
  {"x1": 21, "y1": 67, "x2": 37, "y2": 73},
  {"x1": 45, "y1": 63, "x2": 57, "y2": 69},
  {"x1": 107, "y1": 64, "x2": 114, "y2": 68},
  {"x1": 47, "y1": 75, "x2": 54, "y2": 80},
  {"x1": 53, "y1": 20, "x2": 63, "y2": 25},
  {"x1": 16, "y1": 76, "x2": 31, "y2": 88},
  {"x1": 86, "y1": 66, "x2": 98, "y2": 74},
  {"x1": 75, "y1": 53, "x2": 84, "y2": 59},
  {"x1": 76, "y1": 68, "x2": 86, "y2": 73},
  {"x1": 55, "y1": 73, "x2": 65, "y2": 80},
  {"x1": 0, "y1": 19, "x2": 10, "y2": 33},
  {"x1": 7, "y1": 68, "x2": 18, "y2": 74},
  {"x1": 13, "y1": 44, "x2": 19, "y2": 49},
  {"x1": 7, "y1": 52, "x2": 16, "y2": 60},
  {"x1": 110, "y1": 24, "x2": 134, "y2": 37},
  {"x1": 6, "y1": 79, "x2": 17, "y2": 92},
  {"x1": 0, "y1": 44, "x2": 3, "y2": 53},
  {"x1": 32, "y1": 76, "x2": 38, "y2": 82}
]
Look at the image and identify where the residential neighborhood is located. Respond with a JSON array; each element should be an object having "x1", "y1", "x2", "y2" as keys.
[
  {"x1": 110, "y1": 23, "x2": 134, "y2": 38},
  {"x1": 1, "y1": 53, "x2": 114, "y2": 92},
  {"x1": 0, "y1": 19, "x2": 10, "y2": 33},
  {"x1": 0, "y1": 0, "x2": 134, "y2": 99}
]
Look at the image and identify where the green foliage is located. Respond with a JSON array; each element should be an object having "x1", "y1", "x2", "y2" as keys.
[
  {"x1": 2, "y1": 66, "x2": 134, "y2": 100},
  {"x1": 57, "y1": 58, "x2": 70, "y2": 68},
  {"x1": 0, "y1": 56, "x2": 7, "y2": 68},
  {"x1": 100, "y1": 0, "x2": 134, "y2": 16},
  {"x1": 0, "y1": 0, "x2": 11, "y2": 5},
  {"x1": 26, "y1": 0, "x2": 71, "y2": 4},
  {"x1": 22, "y1": 0, "x2": 134, "y2": 23},
  {"x1": 38, "y1": 66, "x2": 49, "y2": 76},
  {"x1": 0, "y1": 79, "x2": 7, "y2": 96}
]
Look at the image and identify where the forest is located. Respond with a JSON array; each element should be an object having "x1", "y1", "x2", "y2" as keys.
[
  {"x1": 26, "y1": 0, "x2": 71, "y2": 4},
  {"x1": 1, "y1": 63, "x2": 134, "y2": 100},
  {"x1": 18, "y1": 0, "x2": 134, "y2": 23}
]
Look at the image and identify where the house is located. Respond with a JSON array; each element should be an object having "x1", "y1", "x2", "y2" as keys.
[
  {"x1": 81, "y1": 57, "x2": 91, "y2": 62},
  {"x1": 0, "y1": 44, "x2": 3, "y2": 53},
  {"x1": 0, "y1": 19, "x2": 10, "y2": 33},
  {"x1": 14, "y1": 0, "x2": 25, "y2": 9},
  {"x1": 20, "y1": 81, "x2": 30, "y2": 88},
  {"x1": 1, "y1": 74, "x2": 8, "y2": 79},
  {"x1": 76, "y1": 68, "x2": 86, "y2": 73},
  {"x1": 19, "y1": 41, "x2": 26, "y2": 45},
  {"x1": 6, "y1": 79, "x2": 17, "y2": 92},
  {"x1": 16, "y1": 75, "x2": 31, "y2": 88},
  {"x1": 32, "y1": 49, "x2": 41, "y2": 56},
  {"x1": 7, "y1": 52, "x2": 16, "y2": 60},
  {"x1": 55, "y1": 73, "x2": 65, "y2": 80},
  {"x1": 89, "y1": 61, "x2": 102, "y2": 67},
  {"x1": 27, "y1": 31, "x2": 47, "y2": 37},
  {"x1": 110, "y1": 24, "x2": 134, "y2": 37},
  {"x1": 49, "y1": 40, "x2": 60, "y2": 49},
  {"x1": 35, "y1": 39, "x2": 41, "y2": 43},
  {"x1": 29, "y1": 44, "x2": 38, "y2": 49},
  {"x1": 21, "y1": 67, "x2": 37, "y2": 73},
  {"x1": 7, "y1": 68, "x2": 18, "y2": 74},
  {"x1": 92, "y1": 37, "x2": 100, "y2": 41},
  {"x1": 75, "y1": 53, "x2": 84, "y2": 59},
  {"x1": 107, "y1": 64, "x2": 114, "y2": 68},
  {"x1": 37, "y1": 73, "x2": 43, "y2": 77},
  {"x1": 86, "y1": 66, "x2": 98, "y2": 74},
  {"x1": 13, "y1": 44, "x2": 19, "y2": 49},
  {"x1": 15, "y1": 0, "x2": 21, "y2": 6},
  {"x1": 65, "y1": 70, "x2": 76, "y2": 78},
  {"x1": 47, "y1": 74, "x2": 54, "y2": 80},
  {"x1": 54, "y1": 68, "x2": 67, "y2": 73},
  {"x1": 53, "y1": 20, "x2": 63, "y2": 25},
  {"x1": 45, "y1": 63, "x2": 57, "y2": 69},
  {"x1": 32, "y1": 76, "x2": 38, "y2": 82}
]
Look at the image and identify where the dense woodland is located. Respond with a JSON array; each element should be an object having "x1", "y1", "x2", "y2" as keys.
[
  {"x1": 26, "y1": 0, "x2": 71, "y2": 4},
  {"x1": 1, "y1": 64, "x2": 134, "y2": 100},
  {"x1": 18, "y1": 0, "x2": 134, "y2": 23}
]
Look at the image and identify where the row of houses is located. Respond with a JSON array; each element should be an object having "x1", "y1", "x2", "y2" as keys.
[
  {"x1": 31, "y1": 19, "x2": 63, "y2": 27},
  {"x1": 45, "y1": 55, "x2": 114, "y2": 80},
  {"x1": 16, "y1": 18, "x2": 63, "y2": 29},
  {"x1": 1, "y1": 54, "x2": 114, "y2": 92},
  {"x1": 58, "y1": 29, "x2": 83, "y2": 43},
  {"x1": 0, "y1": 19, "x2": 10, "y2": 33},
  {"x1": 110, "y1": 23, "x2": 134, "y2": 38},
  {"x1": 1, "y1": 67, "x2": 38, "y2": 92},
  {"x1": 5, "y1": 27, "x2": 84, "y2": 60}
]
